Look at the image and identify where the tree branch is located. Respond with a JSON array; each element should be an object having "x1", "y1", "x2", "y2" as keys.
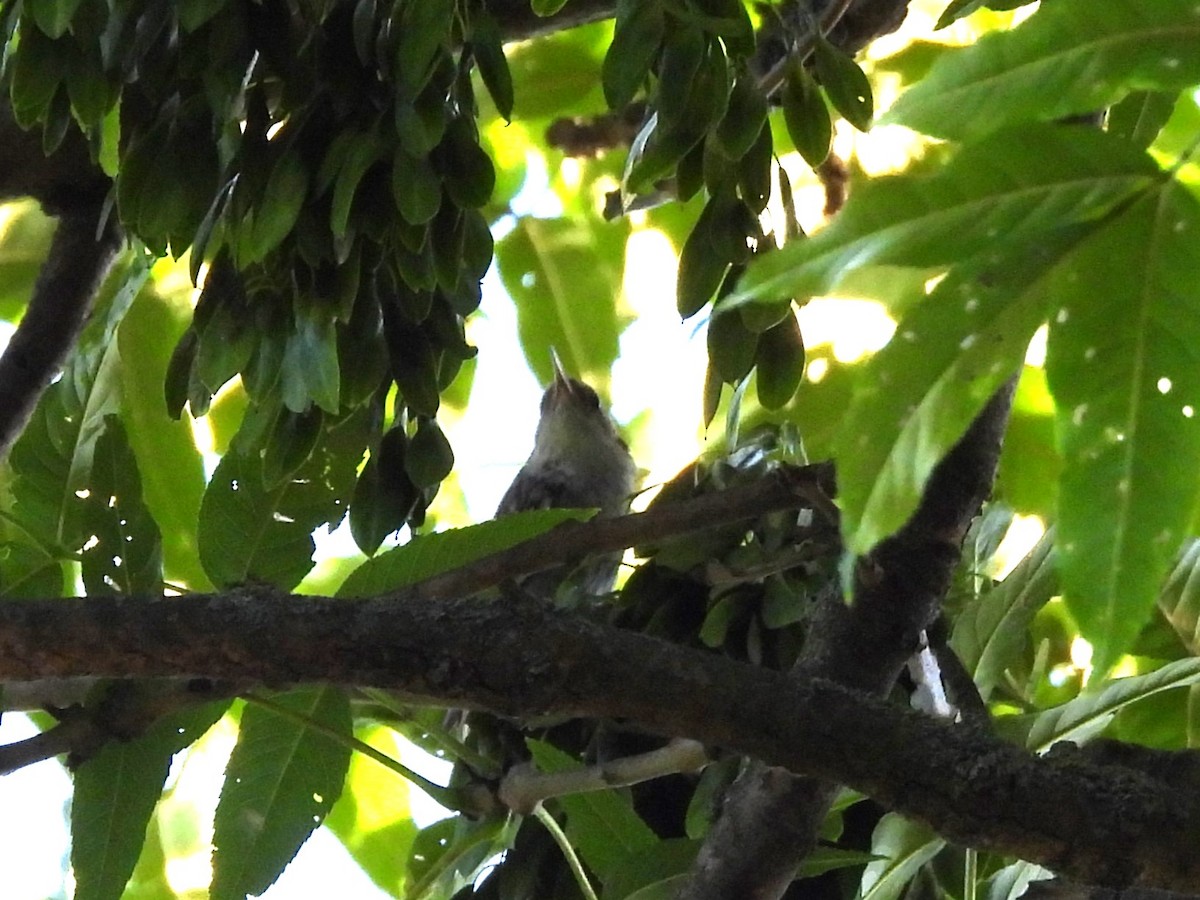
[
  {"x1": 0, "y1": 585, "x2": 1195, "y2": 890},
  {"x1": 410, "y1": 462, "x2": 836, "y2": 601},
  {"x1": 681, "y1": 379, "x2": 1019, "y2": 899}
]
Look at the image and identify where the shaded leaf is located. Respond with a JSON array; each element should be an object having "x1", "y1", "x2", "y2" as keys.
[
  {"x1": 525, "y1": 739, "x2": 657, "y2": 883},
  {"x1": 860, "y1": 814, "x2": 944, "y2": 900}
]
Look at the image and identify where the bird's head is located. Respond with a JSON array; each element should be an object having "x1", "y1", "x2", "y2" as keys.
[{"x1": 531, "y1": 354, "x2": 628, "y2": 466}]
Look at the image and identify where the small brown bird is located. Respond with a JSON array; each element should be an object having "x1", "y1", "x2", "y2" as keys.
[{"x1": 497, "y1": 354, "x2": 636, "y2": 598}]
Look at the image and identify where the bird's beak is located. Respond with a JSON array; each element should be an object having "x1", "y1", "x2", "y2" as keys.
[{"x1": 549, "y1": 349, "x2": 575, "y2": 397}]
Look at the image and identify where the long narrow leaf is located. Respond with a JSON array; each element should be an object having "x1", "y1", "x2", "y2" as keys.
[{"x1": 729, "y1": 126, "x2": 1157, "y2": 311}]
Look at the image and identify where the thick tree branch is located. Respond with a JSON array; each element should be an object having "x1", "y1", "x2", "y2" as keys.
[
  {"x1": 0, "y1": 106, "x2": 121, "y2": 460},
  {"x1": 0, "y1": 210, "x2": 122, "y2": 458},
  {"x1": 0, "y1": 587, "x2": 1195, "y2": 890}
]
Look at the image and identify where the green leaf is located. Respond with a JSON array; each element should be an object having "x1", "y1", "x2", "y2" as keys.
[
  {"x1": 504, "y1": 23, "x2": 608, "y2": 121},
  {"x1": 0, "y1": 540, "x2": 65, "y2": 598},
  {"x1": 436, "y1": 116, "x2": 495, "y2": 209},
  {"x1": 178, "y1": 0, "x2": 230, "y2": 31},
  {"x1": 715, "y1": 73, "x2": 768, "y2": 161},
  {"x1": 603, "y1": 838, "x2": 699, "y2": 899},
  {"x1": 1045, "y1": 184, "x2": 1200, "y2": 675},
  {"x1": 348, "y1": 428, "x2": 418, "y2": 556},
  {"x1": 889, "y1": 0, "x2": 1200, "y2": 141},
  {"x1": 0, "y1": 205, "x2": 54, "y2": 321},
  {"x1": 30, "y1": 0, "x2": 84, "y2": 37},
  {"x1": 1107, "y1": 90, "x2": 1178, "y2": 149},
  {"x1": 198, "y1": 453, "x2": 316, "y2": 588},
  {"x1": 812, "y1": 37, "x2": 873, "y2": 132},
  {"x1": 531, "y1": 0, "x2": 569, "y2": 16},
  {"x1": 951, "y1": 527, "x2": 1058, "y2": 700},
  {"x1": 340, "y1": 507, "x2": 593, "y2": 596},
  {"x1": 525, "y1": 740, "x2": 657, "y2": 883},
  {"x1": 118, "y1": 289, "x2": 208, "y2": 588},
  {"x1": 281, "y1": 306, "x2": 341, "y2": 414},
  {"x1": 495, "y1": 216, "x2": 626, "y2": 383},
  {"x1": 392, "y1": 149, "x2": 441, "y2": 225},
  {"x1": 199, "y1": 414, "x2": 365, "y2": 589},
  {"x1": 405, "y1": 418, "x2": 454, "y2": 488},
  {"x1": 72, "y1": 701, "x2": 227, "y2": 900},
  {"x1": 244, "y1": 151, "x2": 308, "y2": 263},
  {"x1": 707, "y1": 303, "x2": 759, "y2": 384},
  {"x1": 211, "y1": 688, "x2": 352, "y2": 900},
  {"x1": 860, "y1": 814, "x2": 945, "y2": 900},
  {"x1": 603, "y1": 0, "x2": 664, "y2": 109},
  {"x1": 934, "y1": 0, "x2": 990, "y2": 29},
  {"x1": 7, "y1": 24, "x2": 67, "y2": 127},
  {"x1": 782, "y1": 63, "x2": 831, "y2": 167},
  {"x1": 677, "y1": 196, "x2": 735, "y2": 319},
  {"x1": 10, "y1": 340, "x2": 122, "y2": 552},
  {"x1": 835, "y1": 233, "x2": 1071, "y2": 557},
  {"x1": 754, "y1": 309, "x2": 805, "y2": 410},
  {"x1": 80, "y1": 417, "x2": 163, "y2": 596},
  {"x1": 999, "y1": 658, "x2": 1200, "y2": 752},
  {"x1": 393, "y1": 0, "x2": 454, "y2": 101},
  {"x1": 470, "y1": 9, "x2": 515, "y2": 121},
  {"x1": 406, "y1": 816, "x2": 511, "y2": 897},
  {"x1": 329, "y1": 132, "x2": 381, "y2": 239},
  {"x1": 729, "y1": 125, "x2": 1159, "y2": 311},
  {"x1": 262, "y1": 407, "x2": 324, "y2": 489},
  {"x1": 1159, "y1": 539, "x2": 1200, "y2": 654}
]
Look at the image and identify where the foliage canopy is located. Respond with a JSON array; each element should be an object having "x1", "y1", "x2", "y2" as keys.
[{"x1": 2, "y1": 0, "x2": 1200, "y2": 898}]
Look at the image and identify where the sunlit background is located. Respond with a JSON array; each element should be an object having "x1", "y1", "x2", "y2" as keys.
[{"x1": 0, "y1": 2, "x2": 1081, "y2": 896}]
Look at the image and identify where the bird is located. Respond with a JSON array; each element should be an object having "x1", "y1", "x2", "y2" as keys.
[{"x1": 496, "y1": 353, "x2": 637, "y2": 600}]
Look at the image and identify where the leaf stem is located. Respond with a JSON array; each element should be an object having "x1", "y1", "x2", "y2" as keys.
[{"x1": 533, "y1": 802, "x2": 599, "y2": 900}]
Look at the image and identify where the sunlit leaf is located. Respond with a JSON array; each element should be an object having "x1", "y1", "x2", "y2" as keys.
[
  {"x1": 999, "y1": 658, "x2": 1200, "y2": 752},
  {"x1": 952, "y1": 527, "x2": 1058, "y2": 699},
  {"x1": 340, "y1": 507, "x2": 594, "y2": 597},
  {"x1": 859, "y1": 814, "x2": 944, "y2": 900},
  {"x1": 325, "y1": 726, "x2": 417, "y2": 896},
  {"x1": 73, "y1": 701, "x2": 227, "y2": 900},
  {"x1": 211, "y1": 688, "x2": 352, "y2": 899},
  {"x1": 495, "y1": 216, "x2": 626, "y2": 384},
  {"x1": 890, "y1": 0, "x2": 1200, "y2": 141},
  {"x1": 730, "y1": 126, "x2": 1158, "y2": 311},
  {"x1": 1159, "y1": 538, "x2": 1200, "y2": 654},
  {"x1": 835, "y1": 234, "x2": 1072, "y2": 556},
  {"x1": 1045, "y1": 184, "x2": 1200, "y2": 675},
  {"x1": 118, "y1": 289, "x2": 208, "y2": 588}
]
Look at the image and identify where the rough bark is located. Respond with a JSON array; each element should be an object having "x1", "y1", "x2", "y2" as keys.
[
  {"x1": 0, "y1": 579, "x2": 1197, "y2": 890},
  {"x1": 681, "y1": 380, "x2": 1018, "y2": 899}
]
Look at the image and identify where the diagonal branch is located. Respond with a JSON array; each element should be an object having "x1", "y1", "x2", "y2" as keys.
[{"x1": 681, "y1": 379, "x2": 1019, "y2": 899}]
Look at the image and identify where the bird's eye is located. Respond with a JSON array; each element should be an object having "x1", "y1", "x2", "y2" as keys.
[{"x1": 581, "y1": 385, "x2": 601, "y2": 408}]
